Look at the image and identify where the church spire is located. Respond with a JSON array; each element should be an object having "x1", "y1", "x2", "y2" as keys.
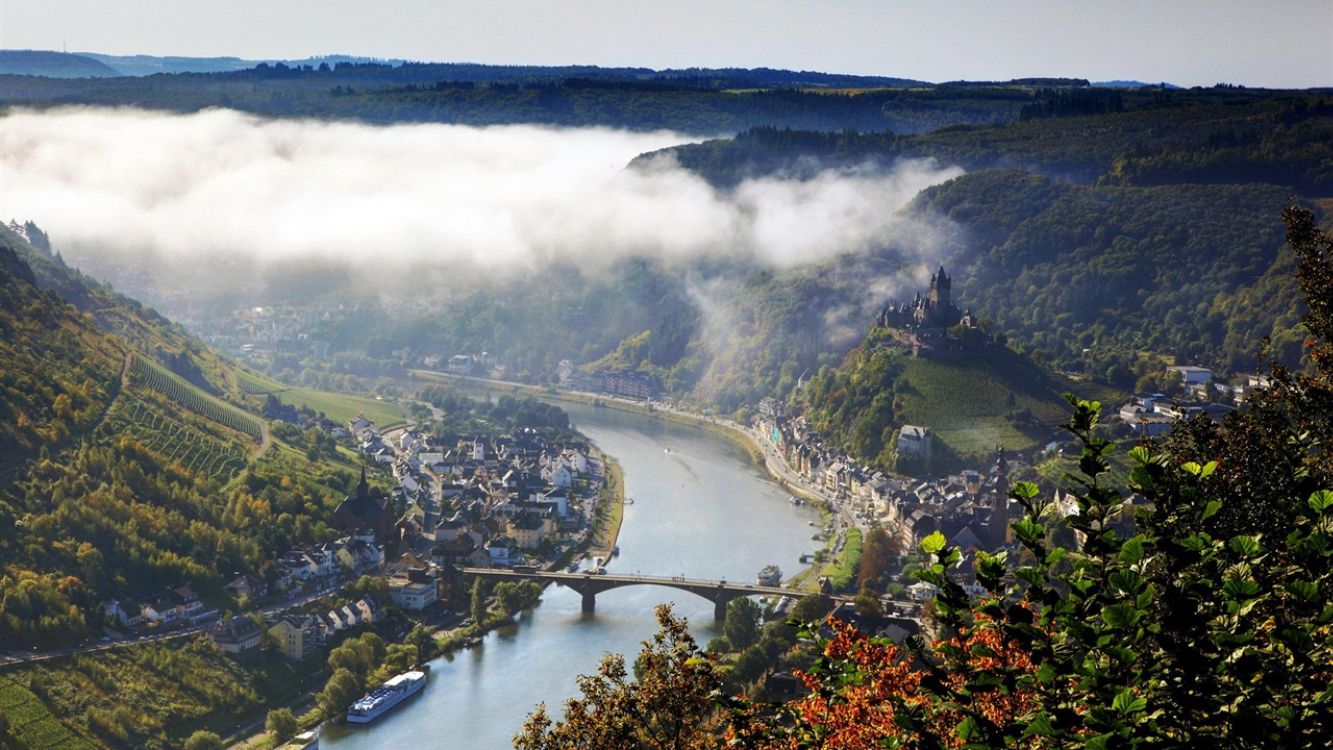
[{"x1": 357, "y1": 466, "x2": 369, "y2": 498}]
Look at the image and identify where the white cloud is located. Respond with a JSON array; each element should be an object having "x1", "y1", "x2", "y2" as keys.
[{"x1": 0, "y1": 107, "x2": 962, "y2": 275}]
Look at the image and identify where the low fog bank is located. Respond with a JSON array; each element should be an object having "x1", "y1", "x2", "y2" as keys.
[{"x1": 1, "y1": 107, "x2": 963, "y2": 286}]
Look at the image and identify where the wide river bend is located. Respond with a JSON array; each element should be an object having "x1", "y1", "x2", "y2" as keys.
[{"x1": 321, "y1": 401, "x2": 819, "y2": 748}]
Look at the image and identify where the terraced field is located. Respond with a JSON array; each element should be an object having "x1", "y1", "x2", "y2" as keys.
[
  {"x1": 102, "y1": 397, "x2": 248, "y2": 482},
  {"x1": 129, "y1": 356, "x2": 263, "y2": 441},
  {"x1": 235, "y1": 367, "x2": 287, "y2": 395},
  {"x1": 0, "y1": 677, "x2": 96, "y2": 750}
]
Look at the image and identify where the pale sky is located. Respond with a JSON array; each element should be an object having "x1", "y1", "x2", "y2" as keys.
[{"x1": 2, "y1": 0, "x2": 1330, "y2": 88}]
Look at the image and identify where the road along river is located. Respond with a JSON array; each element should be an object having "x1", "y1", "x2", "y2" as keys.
[{"x1": 320, "y1": 400, "x2": 820, "y2": 748}]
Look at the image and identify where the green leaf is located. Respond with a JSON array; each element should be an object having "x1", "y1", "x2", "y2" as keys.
[
  {"x1": 1285, "y1": 580, "x2": 1318, "y2": 601},
  {"x1": 1200, "y1": 461, "x2": 1217, "y2": 478},
  {"x1": 1119, "y1": 535, "x2": 1145, "y2": 565},
  {"x1": 1009, "y1": 481, "x2": 1039, "y2": 502},
  {"x1": 956, "y1": 716, "x2": 979, "y2": 740},
  {"x1": 1101, "y1": 603, "x2": 1143, "y2": 629},
  {"x1": 1182, "y1": 461, "x2": 1204, "y2": 476},
  {"x1": 920, "y1": 530, "x2": 946, "y2": 555},
  {"x1": 1112, "y1": 689, "x2": 1147, "y2": 715},
  {"x1": 1228, "y1": 535, "x2": 1262, "y2": 557},
  {"x1": 1035, "y1": 663, "x2": 1056, "y2": 685},
  {"x1": 1013, "y1": 518, "x2": 1044, "y2": 544},
  {"x1": 1109, "y1": 569, "x2": 1144, "y2": 595},
  {"x1": 1201, "y1": 500, "x2": 1222, "y2": 520},
  {"x1": 1222, "y1": 579, "x2": 1261, "y2": 599},
  {"x1": 1309, "y1": 489, "x2": 1333, "y2": 513},
  {"x1": 1181, "y1": 533, "x2": 1212, "y2": 552}
]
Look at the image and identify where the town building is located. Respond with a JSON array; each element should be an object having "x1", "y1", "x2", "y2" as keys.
[
  {"x1": 331, "y1": 467, "x2": 396, "y2": 542},
  {"x1": 211, "y1": 615, "x2": 261, "y2": 655},
  {"x1": 269, "y1": 614, "x2": 319, "y2": 661}
]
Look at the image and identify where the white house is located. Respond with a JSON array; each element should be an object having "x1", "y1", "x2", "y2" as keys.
[
  {"x1": 897, "y1": 425, "x2": 933, "y2": 460},
  {"x1": 486, "y1": 536, "x2": 518, "y2": 567},
  {"x1": 1166, "y1": 365, "x2": 1213, "y2": 385}
]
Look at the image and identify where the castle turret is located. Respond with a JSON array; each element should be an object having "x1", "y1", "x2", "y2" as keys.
[{"x1": 930, "y1": 265, "x2": 952, "y2": 307}]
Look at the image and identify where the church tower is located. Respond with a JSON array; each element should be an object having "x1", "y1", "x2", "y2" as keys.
[{"x1": 989, "y1": 446, "x2": 1010, "y2": 548}]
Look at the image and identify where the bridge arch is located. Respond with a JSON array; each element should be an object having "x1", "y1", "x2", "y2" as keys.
[{"x1": 461, "y1": 568, "x2": 787, "y2": 620}]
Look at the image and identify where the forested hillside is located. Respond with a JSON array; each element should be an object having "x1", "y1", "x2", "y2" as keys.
[
  {"x1": 655, "y1": 90, "x2": 1333, "y2": 190},
  {"x1": 0, "y1": 65, "x2": 1113, "y2": 134},
  {"x1": 634, "y1": 89, "x2": 1332, "y2": 396},
  {"x1": 0, "y1": 225, "x2": 417, "y2": 748},
  {"x1": 915, "y1": 172, "x2": 1302, "y2": 382},
  {"x1": 0, "y1": 242, "x2": 123, "y2": 460},
  {"x1": 0, "y1": 227, "x2": 389, "y2": 649}
]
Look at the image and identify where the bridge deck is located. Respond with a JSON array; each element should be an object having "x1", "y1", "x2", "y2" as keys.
[{"x1": 460, "y1": 567, "x2": 918, "y2": 612}]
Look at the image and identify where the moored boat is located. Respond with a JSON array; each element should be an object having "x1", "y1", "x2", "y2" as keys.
[
  {"x1": 757, "y1": 564, "x2": 782, "y2": 587},
  {"x1": 345, "y1": 670, "x2": 428, "y2": 724}
]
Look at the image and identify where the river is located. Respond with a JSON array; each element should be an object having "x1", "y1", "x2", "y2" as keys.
[{"x1": 320, "y1": 400, "x2": 819, "y2": 748}]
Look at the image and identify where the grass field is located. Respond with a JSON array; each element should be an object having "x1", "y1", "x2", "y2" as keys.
[
  {"x1": 234, "y1": 367, "x2": 288, "y2": 395},
  {"x1": 895, "y1": 351, "x2": 1127, "y2": 460},
  {"x1": 280, "y1": 387, "x2": 405, "y2": 427}
]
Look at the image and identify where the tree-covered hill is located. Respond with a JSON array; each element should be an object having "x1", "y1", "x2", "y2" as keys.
[
  {"x1": 0, "y1": 66, "x2": 1131, "y2": 135},
  {"x1": 914, "y1": 171, "x2": 1304, "y2": 382},
  {"x1": 0, "y1": 241, "x2": 124, "y2": 460},
  {"x1": 0, "y1": 50, "x2": 120, "y2": 78},
  {"x1": 651, "y1": 89, "x2": 1333, "y2": 191},
  {"x1": 0, "y1": 226, "x2": 400, "y2": 651}
]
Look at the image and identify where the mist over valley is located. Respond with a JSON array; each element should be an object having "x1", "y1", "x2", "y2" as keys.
[{"x1": 1, "y1": 8, "x2": 1331, "y2": 749}]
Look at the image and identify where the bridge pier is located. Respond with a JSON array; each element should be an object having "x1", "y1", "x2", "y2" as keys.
[
  {"x1": 714, "y1": 597, "x2": 727, "y2": 621},
  {"x1": 582, "y1": 591, "x2": 596, "y2": 614}
]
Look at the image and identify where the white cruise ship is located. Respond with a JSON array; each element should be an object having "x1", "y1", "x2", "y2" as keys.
[{"x1": 345, "y1": 670, "x2": 427, "y2": 724}]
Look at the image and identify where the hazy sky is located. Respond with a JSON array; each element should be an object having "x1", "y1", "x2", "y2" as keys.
[{"x1": 3, "y1": 0, "x2": 1329, "y2": 88}]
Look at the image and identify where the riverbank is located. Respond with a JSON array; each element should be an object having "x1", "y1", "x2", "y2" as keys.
[
  {"x1": 406, "y1": 370, "x2": 841, "y2": 588},
  {"x1": 408, "y1": 370, "x2": 796, "y2": 498},
  {"x1": 588, "y1": 451, "x2": 625, "y2": 560}
]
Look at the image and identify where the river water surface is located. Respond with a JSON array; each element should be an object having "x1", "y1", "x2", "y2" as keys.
[{"x1": 321, "y1": 402, "x2": 818, "y2": 748}]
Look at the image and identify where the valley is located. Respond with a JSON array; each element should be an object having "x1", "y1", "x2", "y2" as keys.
[{"x1": 1, "y1": 18, "x2": 1331, "y2": 748}]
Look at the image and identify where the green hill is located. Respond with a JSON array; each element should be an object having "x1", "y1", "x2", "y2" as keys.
[
  {"x1": 0, "y1": 50, "x2": 120, "y2": 78},
  {"x1": 0, "y1": 226, "x2": 416, "y2": 748},
  {"x1": 800, "y1": 327, "x2": 1124, "y2": 470},
  {"x1": 0, "y1": 226, "x2": 388, "y2": 643},
  {"x1": 0, "y1": 242, "x2": 124, "y2": 462},
  {"x1": 913, "y1": 171, "x2": 1304, "y2": 382}
]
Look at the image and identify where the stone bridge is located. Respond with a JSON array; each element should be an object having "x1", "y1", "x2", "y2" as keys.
[{"x1": 461, "y1": 567, "x2": 914, "y2": 620}]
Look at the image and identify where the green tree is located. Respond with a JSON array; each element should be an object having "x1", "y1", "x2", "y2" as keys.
[
  {"x1": 470, "y1": 577, "x2": 489, "y2": 622},
  {"x1": 265, "y1": 707, "x2": 298, "y2": 743},
  {"x1": 317, "y1": 667, "x2": 363, "y2": 719},
  {"x1": 855, "y1": 527, "x2": 893, "y2": 590},
  {"x1": 722, "y1": 598, "x2": 761, "y2": 652},
  {"x1": 852, "y1": 584, "x2": 882, "y2": 618},
  {"x1": 516, "y1": 604, "x2": 722, "y2": 750},
  {"x1": 789, "y1": 593, "x2": 831, "y2": 623},
  {"x1": 183, "y1": 730, "x2": 224, "y2": 750},
  {"x1": 729, "y1": 210, "x2": 1333, "y2": 747}
]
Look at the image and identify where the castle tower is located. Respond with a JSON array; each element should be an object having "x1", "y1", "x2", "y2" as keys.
[{"x1": 929, "y1": 265, "x2": 952, "y2": 308}]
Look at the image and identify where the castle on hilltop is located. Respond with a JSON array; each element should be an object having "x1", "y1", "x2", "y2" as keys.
[{"x1": 873, "y1": 266, "x2": 976, "y2": 356}]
